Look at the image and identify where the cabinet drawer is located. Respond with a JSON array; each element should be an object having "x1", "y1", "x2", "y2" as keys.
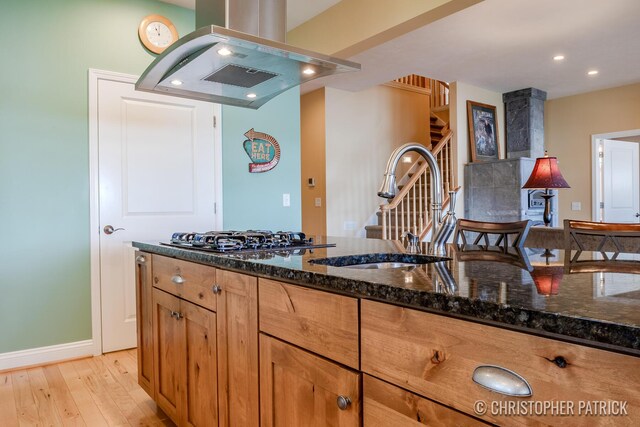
[
  {"x1": 260, "y1": 334, "x2": 361, "y2": 427},
  {"x1": 364, "y1": 375, "x2": 488, "y2": 427},
  {"x1": 259, "y1": 279, "x2": 359, "y2": 369},
  {"x1": 152, "y1": 254, "x2": 217, "y2": 311},
  {"x1": 361, "y1": 300, "x2": 640, "y2": 426}
]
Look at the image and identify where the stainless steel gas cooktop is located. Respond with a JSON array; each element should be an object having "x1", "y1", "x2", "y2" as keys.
[{"x1": 163, "y1": 230, "x2": 335, "y2": 254}]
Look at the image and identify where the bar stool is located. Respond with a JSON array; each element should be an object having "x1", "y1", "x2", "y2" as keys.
[
  {"x1": 563, "y1": 219, "x2": 640, "y2": 262},
  {"x1": 453, "y1": 219, "x2": 532, "y2": 249}
]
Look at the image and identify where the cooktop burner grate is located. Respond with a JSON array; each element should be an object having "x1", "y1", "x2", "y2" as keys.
[{"x1": 162, "y1": 230, "x2": 335, "y2": 253}]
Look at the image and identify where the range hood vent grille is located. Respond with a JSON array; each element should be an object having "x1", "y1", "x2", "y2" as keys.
[{"x1": 204, "y1": 64, "x2": 278, "y2": 88}]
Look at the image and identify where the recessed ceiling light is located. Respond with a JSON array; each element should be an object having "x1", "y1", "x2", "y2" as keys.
[
  {"x1": 170, "y1": 79, "x2": 183, "y2": 86},
  {"x1": 302, "y1": 67, "x2": 315, "y2": 75},
  {"x1": 217, "y1": 47, "x2": 232, "y2": 56},
  {"x1": 587, "y1": 70, "x2": 599, "y2": 76},
  {"x1": 246, "y1": 93, "x2": 257, "y2": 99},
  {"x1": 553, "y1": 55, "x2": 565, "y2": 61}
]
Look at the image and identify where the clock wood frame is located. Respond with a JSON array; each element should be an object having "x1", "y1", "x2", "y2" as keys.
[{"x1": 138, "y1": 14, "x2": 178, "y2": 55}]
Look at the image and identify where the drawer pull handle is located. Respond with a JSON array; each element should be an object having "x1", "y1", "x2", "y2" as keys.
[
  {"x1": 171, "y1": 275, "x2": 185, "y2": 285},
  {"x1": 135, "y1": 255, "x2": 146, "y2": 264},
  {"x1": 211, "y1": 284, "x2": 222, "y2": 294},
  {"x1": 336, "y1": 395, "x2": 351, "y2": 410},
  {"x1": 472, "y1": 365, "x2": 532, "y2": 397},
  {"x1": 170, "y1": 311, "x2": 183, "y2": 320}
]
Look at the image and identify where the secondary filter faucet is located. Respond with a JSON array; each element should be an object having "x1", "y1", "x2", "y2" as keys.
[{"x1": 378, "y1": 142, "x2": 453, "y2": 256}]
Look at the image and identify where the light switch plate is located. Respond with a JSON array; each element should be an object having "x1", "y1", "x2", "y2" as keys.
[
  {"x1": 571, "y1": 201, "x2": 581, "y2": 211},
  {"x1": 314, "y1": 197, "x2": 322, "y2": 207},
  {"x1": 283, "y1": 193, "x2": 290, "y2": 207}
]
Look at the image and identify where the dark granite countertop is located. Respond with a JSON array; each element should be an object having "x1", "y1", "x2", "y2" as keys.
[{"x1": 133, "y1": 237, "x2": 640, "y2": 355}]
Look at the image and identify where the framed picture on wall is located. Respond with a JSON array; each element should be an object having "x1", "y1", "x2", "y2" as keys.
[{"x1": 467, "y1": 100, "x2": 500, "y2": 162}]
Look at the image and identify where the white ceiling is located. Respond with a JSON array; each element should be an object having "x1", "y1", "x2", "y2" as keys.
[
  {"x1": 303, "y1": 0, "x2": 640, "y2": 99},
  {"x1": 159, "y1": 0, "x2": 640, "y2": 99},
  {"x1": 157, "y1": 0, "x2": 341, "y2": 31}
]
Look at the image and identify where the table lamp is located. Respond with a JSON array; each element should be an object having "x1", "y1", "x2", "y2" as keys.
[
  {"x1": 531, "y1": 249, "x2": 563, "y2": 296},
  {"x1": 522, "y1": 152, "x2": 570, "y2": 227}
]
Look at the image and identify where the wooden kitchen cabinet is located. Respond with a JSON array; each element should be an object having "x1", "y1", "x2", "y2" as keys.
[
  {"x1": 152, "y1": 254, "x2": 218, "y2": 311},
  {"x1": 259, "y1": 334, "x2": 361, "y2": 427},
  {"x1": 216, "y1": 269, "x2": 259, "y2": 427},
  {"x1": 153, "y1": 287, "x2": 183, "y2": 423},
  {"x1": 258, "y1": 278, "x2": 359, "y2": 369},
  {"x1": 137, "y1": 247, "x2": 640, "y2": 427},
  {"x1": 152, "y1": 287, "x2": 219, "y2": 426},
  {"x1": 363, "y1": 375, "x2": 488, "y2": 427},
  {"x1": 183, "y1": 294, "x2": 219, "y2": 427},
  {"x1": 361, "y1": 299, "x2": 640, "y2": 426},
  {"x1": 134, "y1": 251, "x2": 154, "y2": 397},
  {"x1": 146, "y1": 255, "x2": 259, "y2": 427}
]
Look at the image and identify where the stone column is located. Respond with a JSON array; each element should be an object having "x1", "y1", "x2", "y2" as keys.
[{"x1": 503, "y1": 88, "x2": 547, "y2": 159}]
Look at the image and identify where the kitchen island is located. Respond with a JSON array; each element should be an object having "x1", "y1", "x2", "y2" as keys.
[{"x1": 133, "y1": 236, "x2": 640, "y2": 426}]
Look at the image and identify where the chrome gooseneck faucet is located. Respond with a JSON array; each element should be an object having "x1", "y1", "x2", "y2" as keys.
[{"x1": 378, "y1": 142, "x2": 453, "y2": 256}]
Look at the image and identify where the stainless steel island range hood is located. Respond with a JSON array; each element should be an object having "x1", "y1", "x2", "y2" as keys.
[{"x1": 136, "y1": 0, "x2": 361, "y2": 109}]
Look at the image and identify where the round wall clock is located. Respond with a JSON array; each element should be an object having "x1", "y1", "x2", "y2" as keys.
[{"x1": 138, "y1": 14, "x2": 179, "y2": 54}]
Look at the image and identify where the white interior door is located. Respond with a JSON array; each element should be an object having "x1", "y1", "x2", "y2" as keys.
[
  {"x1": 96, "y1": 75, "x2": 220, "y2": 352},
  {"x1": 602, "y1": 139, "x2": 639, "y2": 223}
]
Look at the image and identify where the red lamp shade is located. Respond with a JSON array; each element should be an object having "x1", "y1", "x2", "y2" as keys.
[
  {"x1": 522, "y1": 156, "x2": 570, "y2": 189},
  {"x1": 531, "y1": 266, "x2": 563, "y2": 296}
]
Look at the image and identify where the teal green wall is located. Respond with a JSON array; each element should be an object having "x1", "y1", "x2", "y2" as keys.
[
  {"x1": 1, "y1": 0, "x2": 303, "y2": 355},
  {"x1": 222, "y1": 89, "x2": 302, "y2": 231},
  {"x1": 0, "y1": 0, "x2": 194, "y2": 353}
]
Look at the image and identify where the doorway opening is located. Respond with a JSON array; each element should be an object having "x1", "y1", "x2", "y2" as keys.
[{"x1": 591, "y1": 130, "x2": 640, "y2": 222}]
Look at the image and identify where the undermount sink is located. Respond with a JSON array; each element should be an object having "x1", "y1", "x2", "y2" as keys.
[
  {"x1": 342, "y1": 262, "x2": 421, "y2": 270},
  {"x1": 308, "y1": 253, "x2": 449, "y2": 269}
]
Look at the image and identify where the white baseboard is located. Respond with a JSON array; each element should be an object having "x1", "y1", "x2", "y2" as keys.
[{"x1": 0, "y1": 339, "x2": 94, "y2": 371}]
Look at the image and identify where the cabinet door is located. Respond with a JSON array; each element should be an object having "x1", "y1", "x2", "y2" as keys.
[
  {"x1": 260, "y1": 335, "x2": 360, "y2": 427},
  {"x1": 135, "y1": 251, "x2": 154, "y2": 397},
  {"x1": 216, "y1": 270, "x2": 259, "y2": 427},
  {"x1": 182, "y1": 299, "x2": 219, "y2": 427},
  {"x1": 152, "y1": 288, "x2": 184, "y2": 424},
  {"x1": 363, "y1": 375, "x2": 488, "y2": 427}
]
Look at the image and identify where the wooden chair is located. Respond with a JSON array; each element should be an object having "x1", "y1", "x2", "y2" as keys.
[
  {"x1": 564, "y1": 258, "x2": 640, "y2": 274},
  {"x1": 453, "y1": 219, "x2": 532, "y2": 250},
  {"x1": 563, "y1": 219, "x2": 640, "y2": 260},
  {"x1": 453, "y1": 245, "x2": 533, "y2": 272}
]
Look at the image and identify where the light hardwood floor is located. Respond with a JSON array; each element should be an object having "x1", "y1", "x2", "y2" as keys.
[{"x1": 0, "y1": 349, "x2": 175, "y2": 427}]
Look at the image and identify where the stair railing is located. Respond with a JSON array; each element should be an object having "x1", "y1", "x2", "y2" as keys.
[
  {"x1": 392, "y1": 74, "x2": 429, "y2": 89},
  {"x1": 379, "y1": 131, "x2": 455, "y2": 241},
  {"x1": 388, "y1": 76, "x2": 449, "y2": 104},
  {"x1": 430, "y1": 80, "x2": 449, "y2": 110}
]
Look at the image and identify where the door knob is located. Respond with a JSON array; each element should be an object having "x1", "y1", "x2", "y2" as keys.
[
  {"x1": 103, "y1": 225, "x2": 125, "y2": 235},
  {"x1": 635, "y1": 213, "x2": 640, "y2": 218}
]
